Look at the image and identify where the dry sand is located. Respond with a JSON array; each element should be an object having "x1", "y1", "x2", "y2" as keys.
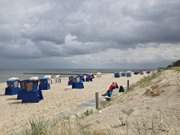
[
  {"x1": 81, "y1": 70, "x2": 180, "y2": 135},
  {"x1": 0, "y1": 73, "x2": 144, "y2": 135}
]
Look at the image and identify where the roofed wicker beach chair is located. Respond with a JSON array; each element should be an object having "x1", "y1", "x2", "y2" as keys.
[
  {"x1": 5, "y1": 77, "x2": 21, "y2": 95},
  {"x1": 72, "y1": 76, "x2": 84, "y2": 89},
  {"x1": 19, "y1": 77, "x2": 43, "y2": 103},
  {"x1": 114, "y1": 72, "x2": 120, "y2": 78},
  {"x1": 39, "y1": 76, "x2": 51, "y2": 90},
  {"x1": 126, "y1": 71, "x2": 132, "y2": 77}
]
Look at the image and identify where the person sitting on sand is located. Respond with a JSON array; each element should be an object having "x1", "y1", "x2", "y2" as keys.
[
  {"x1": 119, "y1": 85, "x2": 125, "y2": 92},
  {"x1": 102, "y1": 82, "x2": 119, "y2": 97}
]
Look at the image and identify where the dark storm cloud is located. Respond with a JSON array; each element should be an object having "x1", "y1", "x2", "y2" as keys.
[
  {"x1": 121, "y1": 1, "x2": 180, "y2": 44},
  {"x1": 0, "y1": 0, "x2": 180, "y2": 68}
]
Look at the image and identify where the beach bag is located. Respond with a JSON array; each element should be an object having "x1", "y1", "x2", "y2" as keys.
[{"x1": 119, "y1": 86, "x2": 125, "y2": 92}]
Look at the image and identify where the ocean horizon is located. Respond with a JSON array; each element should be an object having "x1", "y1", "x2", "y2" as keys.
[{"x1": 0, "y1": 68, "x2": 153, "y2": 82}]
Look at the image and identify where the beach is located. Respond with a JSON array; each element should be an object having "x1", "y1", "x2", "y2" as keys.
[
  {"x1": 0, "y1": 73, "x2": 145, "y2": 135},
  {"x1": 79, "y1": 69, "x2": 180, "y2": 134}
]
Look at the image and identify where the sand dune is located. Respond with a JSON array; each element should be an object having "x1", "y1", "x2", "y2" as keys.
[{"x1": 81, "y1": 70, "x2": 180, "y2": 135}]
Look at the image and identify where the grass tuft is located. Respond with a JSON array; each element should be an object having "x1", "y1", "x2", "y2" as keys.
[
  {"x1": 18, "y1": 119, "x2": 51, "y2": 135},
  {"x1": 172, "y1": 67, "x2": 180, "y2": 72}
]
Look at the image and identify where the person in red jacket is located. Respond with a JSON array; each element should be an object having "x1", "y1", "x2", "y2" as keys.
[{"x1": 102, "y1": 82, "x2": 119, "y2": 97}]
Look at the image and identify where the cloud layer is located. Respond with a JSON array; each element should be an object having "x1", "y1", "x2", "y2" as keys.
[{"x1": 0, "y1": 0, "x2": 180, "y2": 68}]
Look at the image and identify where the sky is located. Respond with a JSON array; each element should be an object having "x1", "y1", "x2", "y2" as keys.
[{"x1": 0, "y1": 0, "x2": 180, "y2": 69}]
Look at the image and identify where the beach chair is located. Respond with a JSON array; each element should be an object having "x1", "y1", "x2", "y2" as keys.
[
  {"x1": 5, "y1": 77, "x2": 21, "y2": 95},
  {"x1": 43, "y1": 75, "x2": 52, "y2": 84},
  {"x1": 134, "y1": 71, "x2": 139, "y2": 75},
  {"x1": 55, "y1": 75, "x2": 61, "y2": 83},
  {"x1": 120, "y1": 72, "x2": 126, "y2": 77},
  {"x1": 114, "y1": 73, "x2": 120, "y2": 78},
  {"x1": 85, "y1": 74, "x2": 93, "y2": 82},
  {"x1": 72, "y1": 82, "x2": 84, "y2": 89},
  {"x1": 79, "y1": 75, "x2": 85, "y2": 82},
  {"x1": 126, "y1": 72, "x2": 132, "y2": 77},
  {"x1": 146, "y1": 71, "x2": 151, "y2": 74},
  {"x1": 20, "y1": 79, "x2": 43, "y2": 103},
  {"x1": 17, "y1": 80, "x2": 26, "y2": 99},
  {"x1": 72, "y1": 76, "x2": 84, "y2": 89},
  {"x1": 68, "y1": 76, "x2": 76, "y2": 85},
  {"x1": 91, "y1": 74, "x2": 95, "y2": 79},
  {"x1": 39, "y1": 78, "x2": 50, "y2": 90}
]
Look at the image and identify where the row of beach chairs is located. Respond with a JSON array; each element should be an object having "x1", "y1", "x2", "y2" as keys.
[
  {"x1": 114, "y1": 71, "x2": 132, "y2": 78},
  {"x1": 4, "y1": 75, "x2": 61, "y2": 103},
  {"x1": 68, "y1": 74, "x2": 95, "y2": 89},
  {"x1": 114, "y1": 70, "x2": 151, "y2": 78}
]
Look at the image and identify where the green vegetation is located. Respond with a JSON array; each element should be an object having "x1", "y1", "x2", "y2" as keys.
[
  {"x1": 19, "y1": 119, "x2": 51, "y2": 135},
  {"x1": 14, "y1": 118, "x2": 102, "y2": 135},
  {"x1": 172, "y1": 67, "x2": 180, "y2": 72},
  {"x1": 14, "y1": 112, "x2": 174, "y2": 135},
  {"x1": 101, "y1": 71, "x2": 163, "y2": 108},
  {"x1": 83, "y1": 109, "x2": 95, "y2": 117},
  {"x1": 136, "y1": 71, "x2": 162, "y2": 88},
  {"x1": 167, "y1": 60, "x2": 180, "y2": 68}
]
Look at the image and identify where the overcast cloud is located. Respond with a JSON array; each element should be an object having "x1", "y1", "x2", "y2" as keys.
[{"x1": 0, "y1": 0, "x2": 180, "y2": 68}]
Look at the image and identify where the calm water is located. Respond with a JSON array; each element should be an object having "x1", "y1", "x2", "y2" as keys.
[{"x1": 0, "y1": 68, "x2": 151, "y2": 82}]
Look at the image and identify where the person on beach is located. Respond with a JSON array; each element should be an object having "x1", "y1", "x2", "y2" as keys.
[{"x1": 102, "y1": 82, "x2": 119, "y2": 97}]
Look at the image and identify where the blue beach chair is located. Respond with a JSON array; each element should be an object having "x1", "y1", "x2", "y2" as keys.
[
  {"x1": 72, "y1": 76, "x2": 84, "y2": 89},
  {"x1": 120, "y1": 72, "x2": 126, "y2": 77},
  {"x1": 79, "y1": 75, "x2": 85, "y2": 82},
  {"x1": 20, "y1": 79, "x2": 43, "y2": 103},
  {"x1": 39, "y1": 78, "x2": 50, "y2": 90},
  {"x1": 5, "y1": 77, "x2": 21, "y2": 95}
]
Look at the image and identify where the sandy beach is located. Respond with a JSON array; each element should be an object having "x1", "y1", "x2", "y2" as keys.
[
  {"x1": 0, "y1": 0, "x2": 179, "y2": 134},
  {"x1": 0, "y1": 73, "x2": 145, "y2": 135},
  {"x1": 79, "y1": 70, "x2": 180, "y2": 134}
]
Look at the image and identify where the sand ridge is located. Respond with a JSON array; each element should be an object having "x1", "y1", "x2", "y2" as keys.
[{"x1": 81, "y1": 70, "x2": 180, "y2": 135}]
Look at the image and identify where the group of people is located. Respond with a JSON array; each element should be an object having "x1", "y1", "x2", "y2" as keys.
[{"x1": 102, "y1": 82, "x2": 125, "y2": 99}]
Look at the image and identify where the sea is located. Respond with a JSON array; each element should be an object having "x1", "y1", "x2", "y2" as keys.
[{"x1": 0, "y1": 68, "x2": 151, "y2": 83}]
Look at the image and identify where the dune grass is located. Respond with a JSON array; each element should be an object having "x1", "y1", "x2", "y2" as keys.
[
  {"x1": 18, "y1": 119, "x2": 51, "y2": 135},
  {"x1": 101, "y1": 71, "x2": 163, "y2": 109},
  {"x1": 14, "y1": 118, "x2": 105, "y2": 135},
  {"x1": 172, "y1": 67, "x2": 180, "y2": 72},
  {"x1": 14, "y1": 112, "x2": 174, "y2": 135},
  {"x1": 136, "y1": 72, "x2": 162, "y2": 88}
]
